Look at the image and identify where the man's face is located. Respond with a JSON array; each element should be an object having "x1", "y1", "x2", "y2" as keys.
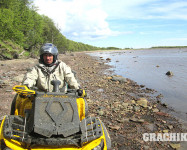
[{"x1": 43, "y1": 53, "x2": 53, "y2": 64}]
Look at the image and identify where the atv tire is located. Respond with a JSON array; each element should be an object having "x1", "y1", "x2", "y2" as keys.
[{"x1": 10, "y1": 94, "x2": 17, "y2": 115}]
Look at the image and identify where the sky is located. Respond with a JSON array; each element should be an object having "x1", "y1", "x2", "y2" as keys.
[{"x1": 33, "y1": 0, "x2": 187, "y2": 48}]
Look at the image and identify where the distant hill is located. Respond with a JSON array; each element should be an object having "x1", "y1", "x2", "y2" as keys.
[{"x1": 151, "y1": 46, "x2": 187, "y2": 48}]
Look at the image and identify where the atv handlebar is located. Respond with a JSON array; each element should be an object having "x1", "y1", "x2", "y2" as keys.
[
  {"x1": 51, "y1": 80, "x2": 61, "y2": 92},
  {"x1": 12, "y1": 85, "x2": 87, "y2": 97},
  {"x1": 12, "y1": 85, "x2": 36, "y2": 96}
]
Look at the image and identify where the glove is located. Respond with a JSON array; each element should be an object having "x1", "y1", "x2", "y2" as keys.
[
  {"x1": 24, "y1": 84, "x2": 29, "y2": 89},
  {"x1": 19, "y1": 84, "x2": 29, "y2": 98},
  {"x1": 77, "y1": 88, "x2": 87, "y2": 97}
]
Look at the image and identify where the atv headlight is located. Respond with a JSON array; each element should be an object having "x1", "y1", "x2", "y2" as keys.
[{"x1": 92, "y1": 139, "x2": 104, "y2": 150}]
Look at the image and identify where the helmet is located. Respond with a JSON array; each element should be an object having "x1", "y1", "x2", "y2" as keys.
[
  {"x1": 39, "y1": 43, "x2": 58, "y2": 64},
  {"x1": 40, "y1": 43, "x2": 58, "y2": 56}
]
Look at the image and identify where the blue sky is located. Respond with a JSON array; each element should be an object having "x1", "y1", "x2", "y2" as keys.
[{"x1": 33, "y1": 0, "x2": 187, "y2": 48}]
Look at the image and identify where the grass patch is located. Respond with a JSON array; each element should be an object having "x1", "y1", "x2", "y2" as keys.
[
  {"x1": 0, "y1": 40, "x2": 25, "y2": 59},
  {"x1": 23, "y1": 51, "x2": 30, "y2": 57}
]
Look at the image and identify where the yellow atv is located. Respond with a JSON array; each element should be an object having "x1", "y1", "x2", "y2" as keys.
[{"x1": 0, "y1": 80, "x2": 111, "y2": 150}]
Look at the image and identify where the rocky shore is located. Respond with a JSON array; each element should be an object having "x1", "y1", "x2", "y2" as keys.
[{"x1": 0, "y1": 52, "x2": 186, "y2": 150}]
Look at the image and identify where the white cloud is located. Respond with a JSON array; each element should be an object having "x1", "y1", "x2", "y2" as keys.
[
  {"x1": 33, "y1": 0, "x2": 124, "y2": 40},
  {"x1": 101, "y1": 0, "x2": 187, "y2": 20},
  {"x1": 33, "y1": 0, "x2": 187, "y2": 48}
]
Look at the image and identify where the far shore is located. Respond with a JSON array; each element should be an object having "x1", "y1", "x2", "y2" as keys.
[{"x1": 65, "y1": 46, "x2": 187, "y2": 54}]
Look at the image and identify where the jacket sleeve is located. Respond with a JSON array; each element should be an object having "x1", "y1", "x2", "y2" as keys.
[
  {"x1": 22, "y1": 66, "x2": 38, "y2": 88},
  {"x1": 61, "y1": 62, "x2": 80, "y2": 89}
]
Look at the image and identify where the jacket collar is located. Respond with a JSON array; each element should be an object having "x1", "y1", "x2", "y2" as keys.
[{"x1": 38, "y1": 60, "x2": 60, "y2": 74}]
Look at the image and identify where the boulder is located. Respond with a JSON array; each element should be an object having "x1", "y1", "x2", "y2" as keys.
[
  {"x1": 136, "y1": 98, "x2": 148, "y2": 107},
  {"x1": 111, "y1": 76, "x2": 127, "y2": 83},
  {"x1": 152, "y1": 108, "x2": 159, "y2": 113},
  {"x1": 166, "y1": 71, "x2": 173, "y2": 76}
]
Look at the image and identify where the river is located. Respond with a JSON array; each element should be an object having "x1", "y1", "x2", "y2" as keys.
[{"x1": 89, "y1": 48, "x2": 187, "y2": 120}]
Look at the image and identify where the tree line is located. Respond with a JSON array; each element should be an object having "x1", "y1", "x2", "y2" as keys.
[{"x1": 0, "y1": 0, "x2": 111, "y2": 58}]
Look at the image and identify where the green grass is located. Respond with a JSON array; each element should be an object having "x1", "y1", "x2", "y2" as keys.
[{"x1": 0, "y1": 40, "x2": 25, "y2": 59}]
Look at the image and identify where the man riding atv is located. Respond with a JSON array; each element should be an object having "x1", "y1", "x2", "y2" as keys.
[
  {"x1": 11, "y1": 43, "x2": 84, "y2": 115},
  {"x1": 23, "y1": 43, "x2": 80, "y2": 92},
  {"x1": 0, "y1": 43, "x2": 111, "y2": 150}
]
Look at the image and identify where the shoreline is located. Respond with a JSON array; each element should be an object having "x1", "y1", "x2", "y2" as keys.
[
  {"x1": 60, "y1": 52, "x2": 187, "y2": 149},
  {"x1": 0, "y1": 52, "x2": 186, "y2": 149},
  {"x1": 87, "y1": 49, "x2": 187, "y2": 124}
]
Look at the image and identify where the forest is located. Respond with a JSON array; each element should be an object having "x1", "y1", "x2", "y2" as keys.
[{"x1": 0, "y1": 0, "x2": 120, "y2": 59}]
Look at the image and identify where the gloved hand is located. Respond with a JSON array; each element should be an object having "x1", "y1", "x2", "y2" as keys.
[
  {"x1": 77, "y1": 88, "x2": 87, "y2": 97},
  {"x1": 19, "y1": 84, "x2": 29, "y2": 98},
  {"x1": 24, "y1": 84, "x2": 29, "y2": 89}
]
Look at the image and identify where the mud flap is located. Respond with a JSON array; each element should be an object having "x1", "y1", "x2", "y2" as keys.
[{"x1": 3, "y1": 116, "x2": 31, "y2": 144}]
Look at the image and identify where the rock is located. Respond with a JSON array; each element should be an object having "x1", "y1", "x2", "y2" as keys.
[
  {"x1": 136, "y1": 98, "x2": 148, "y2": 107},
  {"x1": 109, "y1": 125, "x2": 120, "y2": 130},
  {"x1": 118, "y1": 118, "x2": 129, "y2": 123},
  {"x1": 166, "y1": 71, "x2": 173, "y2": 76},
  {"x1": 170, "y1": 143, "x2": 180, "y2": 149},
  {"x1": 127, "y1": 106, "x2": 133, "y2": 110},
  {"x1": 161, "y1": 120, "x2": 167, "y2": 124},
  {"x1": 106, "y1": 76, "x2": 112, "y2": 80},
  {"x1": 156, "y1": 94, "x2": 163, "y2": 99},
  {"x1": 98, "y1": 110, "x2": 104, "y2": 116},
  {"x1": 137, "y1": 119, "x2": 145, "y2": 123},
  {"x1": 167, "y1": 125, "x2": 173, "y2": 130},
  {"x1": 97, "y1": 88, "x2": 104, "y2": 92},
  {"x1": 111, "y1": 76, "x2": 127, "y2": 83},
  {"x1": 153, "y1": 108, "x2": 159, "y2": 113},
  {"x1": 133, "y1": 106, "x2": 140, "y2": 112},
  {"x1": 122, "y1": 102, "x2": 128, "y2": 108},
  {"x1": 13, "y1": 53, "x2": 19, "y2": 59},
  {"x1": 130, "y1": 118, "x2": 144, "y2": 123},
  {"x1": 161, "y1": 103, "x2": 168, "y2": 107},
  {"x1": 106, "y1": 58, "x2": 111, "y2": 61},
  {"x1": 140, "y1": 85, "x2": 145, "y2": 88},
  {"x1": 156, "y1": 112, "x2": 170, "y2": 117}
]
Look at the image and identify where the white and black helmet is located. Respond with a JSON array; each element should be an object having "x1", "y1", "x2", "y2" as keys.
[{"x1": 40, "y1": 43, "x2": 58, "y2": 64}]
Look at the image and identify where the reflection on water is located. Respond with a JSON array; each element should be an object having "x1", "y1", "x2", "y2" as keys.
[{"x1": 89, "y1": 48, "x2": 187, "y2": 114}]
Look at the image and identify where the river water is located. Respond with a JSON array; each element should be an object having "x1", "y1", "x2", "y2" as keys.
[{"x1": 89, "y1": 48, "x2": 187, "y2": 116}]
